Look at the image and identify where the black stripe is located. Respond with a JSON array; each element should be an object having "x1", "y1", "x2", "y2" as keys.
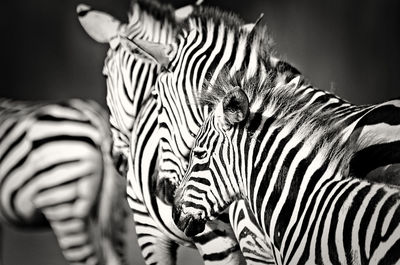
[
  {"x1": 0, "y1": 131, "x2": 27, "y2": 164},
  {"x1": 36, "y1": 114, "x2": 91, "y2": 124},
  {"x1": 32, "y1": 135, "x2": 97, "y2": 149},
  {"x1": 355, "y1": 105, "x2": 400, "y2": 127},
  {"x1": 350, "y1": 141, "x2": 400, "y2": 178},
  {"x1": 193, "y1": 229, "x2": 228, "y2": 245},
  {"x1": 202, "y1": 244, "x2": 240, "y2": 261},
  {"x1": 0, "y1": 119, "x2": 18, "y2": 140},
  {"x1": 378, "y1": 239, "x2": 400, "y2": 265}
]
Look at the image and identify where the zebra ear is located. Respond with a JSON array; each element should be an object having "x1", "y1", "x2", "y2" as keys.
[
  {"x1": 241, "y1": 13, "x2": 264, "y2": 33},
  {"x1": 174, "y1": 0, "x2": 204, "y2": 22},
  {"x1": 77, "y1": 4, "x2": 121, "y2": 44},
  {"x1": 128, "y1": 38, "x2": 174, "y2": 67},
  {"x1": 217, "y1": 87, "x2": 249, "y2": 130},
  {"x1": 175, "y1": 5, "x2": 194, "y2": 22}
]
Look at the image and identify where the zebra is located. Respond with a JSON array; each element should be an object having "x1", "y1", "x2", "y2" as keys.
[
  {"x1": 173, "y1": 68, "x2": 400, "y2": 264},
  {"x1": 78, "y1": 1, "x2": 248, "y2": 264},
  {"x1": 120, "y1": 4, "x2": 310, "y2": 263},
  {"x1": 124, "y1": 4, "x2": 400, "y2": 264},
  {"x1": 0, "y1": 98, "x2": 129, "y2": 265}
]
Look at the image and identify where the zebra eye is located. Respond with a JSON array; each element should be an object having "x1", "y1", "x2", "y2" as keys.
[{"x1": 193, "y1": 148, "x2": 208, "y2": 159}]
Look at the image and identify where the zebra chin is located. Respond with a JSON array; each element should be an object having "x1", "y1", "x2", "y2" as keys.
[{"x1": 172, "y1": 204, "x2": 207, "y2": 237}]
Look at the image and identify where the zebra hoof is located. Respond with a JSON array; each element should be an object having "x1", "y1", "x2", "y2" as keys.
[
  {"x1": 156, "y1": 178, "x2": 177, "y2": 205},
  {"x1": 172, "y1": 205, "x2": 206, "y2": 237}
]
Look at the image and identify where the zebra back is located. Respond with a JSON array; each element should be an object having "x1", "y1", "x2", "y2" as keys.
[{"x1": 0, "y1": 97, "x2": 128, "y2": 265}]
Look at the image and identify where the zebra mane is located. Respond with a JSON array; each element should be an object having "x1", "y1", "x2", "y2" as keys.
[
  {"x1": 189, "y1": 6, "x2": 246, "y2": 31},
  {"x1": 0, "y1": 97, "x2": 38, "y2": 111},
  {"x1": 202, "y1": 68, "x2": 356, "y2": 170},
  {"x1": 128, "y1": 0, "x2": 178, "y2": 27},
  {"x1": 201, "y1": 67, "x2": 275, "y2": 111},
  {"x1": 181, "y1": 6, "x2": 274, "y2": 54}
]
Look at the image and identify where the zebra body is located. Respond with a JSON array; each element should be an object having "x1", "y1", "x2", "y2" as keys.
[
  {"x1": 174, "y1": 72, "x2": 400, "y2": 263},
  {"x1": 78, "y1": 1, "x2": 248, "y2": 264},
  {"x1": 0, "y1": 98, "x2": 128, "y2": 265}
]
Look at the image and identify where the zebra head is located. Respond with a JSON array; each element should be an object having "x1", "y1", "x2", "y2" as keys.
[
  {"x1": 77, "y1": 2, "x2": 196, "y2": 175},
  {"x1": 173, "y1": 85, "x2": 250, "y2": 237}
]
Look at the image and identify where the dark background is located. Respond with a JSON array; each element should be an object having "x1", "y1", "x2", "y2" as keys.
[{"x1": 1, "y1": 0, "x2": 399, "y2": 264}]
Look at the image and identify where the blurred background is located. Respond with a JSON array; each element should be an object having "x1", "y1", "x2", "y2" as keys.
[{"x1": 0, "y1": 0, "x2": 399, "y2": 264}]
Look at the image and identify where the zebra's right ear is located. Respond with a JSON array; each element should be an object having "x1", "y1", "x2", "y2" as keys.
[
  {"x1": 241, "y1": 13, "x2": 264, "y2": 33},
  {"x1": 77, "y1": 4, "x2": 121, "y2": 44},
  {"x1": 174, "y1": 0, "x2": 204, "y2": 22},
  {"x1": 216, "y1": 87, "x2": 249, "y2": 130}
]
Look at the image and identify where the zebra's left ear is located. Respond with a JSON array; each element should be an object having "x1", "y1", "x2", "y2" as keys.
[
  {"x1": 125, "y1": 38, "x2": 175, "y2": 67},
  {"x1": 216, "y1": 87, "x2": 249, "y2": 130}
]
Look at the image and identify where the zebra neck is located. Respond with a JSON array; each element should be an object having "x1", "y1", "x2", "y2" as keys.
[
  {"x1": 239, "y1": 82, "x2": 358, "y2": 244},
  {"x1": 244, "y1": 109, "x2": 400, "y2": 258}
]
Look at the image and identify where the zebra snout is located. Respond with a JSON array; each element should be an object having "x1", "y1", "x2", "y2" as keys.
[{"x1": 172, "y1": 204, "x2": 206, "y2": 237}]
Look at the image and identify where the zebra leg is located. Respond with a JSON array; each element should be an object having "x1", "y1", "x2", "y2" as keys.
[
  {"x1": 41, "y1": 210, "x2": 100, "y2": 265},
  {"x1": 0, "y1": 223, "x2": 2, "y2": 265},
  {"x1": 127, "y1": 186, "x2": 179, "y2": 265},
  {"x1": 97, "y1": 152, "x2": 131, "y2": 265},
  {"x1": 99, "y1": 201, "x2": 130, "y2": 265},
  {"x1": 34, "y1": 166, "x2": 104, "y2": 265},
  {"x1": 229, "y1": 200, "x2": 276, "y2": 265}
]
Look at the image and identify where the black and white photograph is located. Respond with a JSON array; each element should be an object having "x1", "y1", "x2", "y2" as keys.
[{"x1": 1, "y1": 0, "x2": 399, "y2": 264}]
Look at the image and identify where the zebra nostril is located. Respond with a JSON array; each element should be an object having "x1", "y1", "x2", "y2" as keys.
[
  {"x1": 184, "y1": 217, "x2": 206, "y2": 237},
  {"x1": 76, "y1": 4, "x2": 92, "y2": 17}
]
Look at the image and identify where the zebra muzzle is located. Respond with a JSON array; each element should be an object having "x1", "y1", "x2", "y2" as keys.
[{"x1": 172, "y1": 204, "x2": 206, "y2": 237}]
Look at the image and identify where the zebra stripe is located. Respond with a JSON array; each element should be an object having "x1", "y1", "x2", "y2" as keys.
[{"x1": 0, "y1": 98, "x2": 128, "y2": 265}]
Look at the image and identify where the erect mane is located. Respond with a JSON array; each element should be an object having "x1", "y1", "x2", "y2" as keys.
[
  {"x1": 188, "y1": 6, "x2": 246, "y2": 32},
  {"x1": 182, "y1": 6, "x2": 273, "y2": 49},
  {"x1": 128, "y1": 0, "x2": 178, "y2": 26},
  {"x1": 201, "y1": 67, "x2": 356, "y2": 171},
  {"x1": 200, "y1": 67, "x2": 274, "y2": 110}
]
